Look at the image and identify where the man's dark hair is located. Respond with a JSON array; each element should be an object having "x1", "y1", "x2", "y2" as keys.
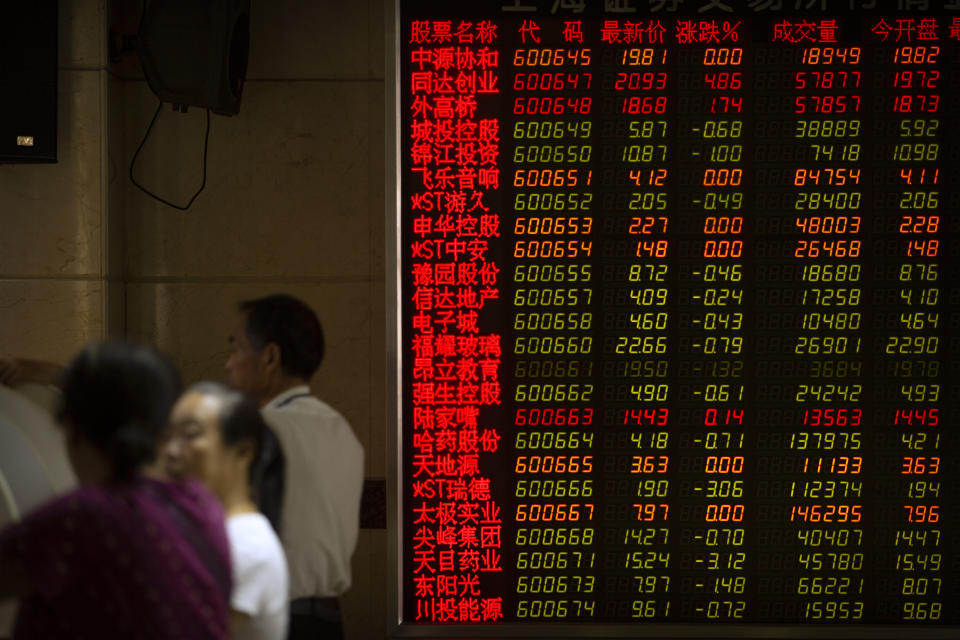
[
  {"x1": 57, "y1": 341, "x2": 181, "y2": 481},
  {"x1": 239, "y1": 294, "x2": 324, "y2": 381},
  {"x1": 188, "y1": 382, "x2": 285, "y2": 533}
]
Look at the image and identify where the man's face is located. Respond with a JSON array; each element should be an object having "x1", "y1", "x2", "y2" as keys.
[{"x1": 225, "y1": 314, "x2": 267, "y2": 399}]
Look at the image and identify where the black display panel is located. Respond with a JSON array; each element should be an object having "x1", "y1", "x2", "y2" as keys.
[
  {"x1": 0, "y1": 2, "x2": 57, "y2": 163},
  {"x1": 394, "y1": 1, "x2": 960, "y2": 634}
]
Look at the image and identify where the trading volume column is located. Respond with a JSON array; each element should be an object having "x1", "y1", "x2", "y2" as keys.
[{"x1": 781, "y1": 24, "x2": 868, "y2": 623}]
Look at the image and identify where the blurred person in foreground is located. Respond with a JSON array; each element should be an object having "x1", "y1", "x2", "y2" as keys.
[
  {"x1": 0, "y1": 342, "x2": 231, "y2": 639},
  {"x1": 225, "y1": 294, "x2": 363, "y2": 640},
  {"x1": 165, "y1": 382, "x2": 289, "y2": 640}
]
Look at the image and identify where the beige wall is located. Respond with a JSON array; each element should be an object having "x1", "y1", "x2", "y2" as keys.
[
  {"x1": 2, "y1": 1, "x2": 388, "y2": 638},
  {"x1": 116, "y1": 2, "x2": 388, "y2": 638},
  {"x1": 0, "y1": 0, "x2": 123, "y2": 361}
]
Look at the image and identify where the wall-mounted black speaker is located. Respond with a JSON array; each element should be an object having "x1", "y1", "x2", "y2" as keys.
[
  {"x1": 0, "y1": 2, "x2": 58, "y2": 163},
  {"x1": 137, "y1": 0, "x2": 250, "y2": 115}
]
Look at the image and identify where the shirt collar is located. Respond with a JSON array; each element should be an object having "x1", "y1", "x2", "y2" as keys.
[{"x1": 265, "y1": 385, "x2": 312, "y2": 410}]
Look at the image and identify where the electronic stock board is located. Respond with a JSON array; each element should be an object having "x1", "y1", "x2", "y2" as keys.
[{"x1": 388, "y1": 1, "x2": 960, "y2": 636}]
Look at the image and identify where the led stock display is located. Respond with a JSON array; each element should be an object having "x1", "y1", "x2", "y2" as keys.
[{"x1": 396, "y1": 0, "x2": 959, "y2": 629}]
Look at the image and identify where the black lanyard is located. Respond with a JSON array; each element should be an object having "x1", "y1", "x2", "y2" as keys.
[{"x1": 274, "y1": 392, "x2": 312, "y2": 409}]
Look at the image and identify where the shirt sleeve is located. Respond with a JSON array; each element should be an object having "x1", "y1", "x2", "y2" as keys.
[
  {"x1": 231, "y1": 555, "x2": 270, "y2": 615},
  {"x1": 0, "y1": 490, "x2": 93, "y2": 598},
  {"x1": 228, "y1": 519, "x2": 277, "y2": 616}
]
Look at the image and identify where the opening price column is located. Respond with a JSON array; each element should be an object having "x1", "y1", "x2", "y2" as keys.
[{"x1": 870, "y1": 18, "x2": 950, "y2": 624}]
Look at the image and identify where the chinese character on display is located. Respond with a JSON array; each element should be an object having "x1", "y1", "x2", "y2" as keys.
[{"x1": 407, "y1": 19, "x2": 503, "y2": 622}]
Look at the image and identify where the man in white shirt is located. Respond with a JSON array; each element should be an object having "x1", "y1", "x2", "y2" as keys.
[{"x1": 225, "y1": 294, "x2": 364, "y2": 640}]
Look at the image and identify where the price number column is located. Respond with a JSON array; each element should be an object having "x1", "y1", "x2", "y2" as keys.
[
  {"x1": 509, "y1": 18, "x2": 597, "y2": 622},
  {"x1": 595, "y1": 19, "x2": 672, "y2": 622},
  {"x1": 874, "y1": 24, "x2": 946, "y2": 624},
  {"x1": 785, "y1": 35, "x2": 867, "y2": 623}
]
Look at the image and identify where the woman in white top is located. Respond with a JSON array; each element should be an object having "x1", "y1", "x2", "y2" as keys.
[{"x1": 167, "y1": 382, "x2": 289, "y2": 640}]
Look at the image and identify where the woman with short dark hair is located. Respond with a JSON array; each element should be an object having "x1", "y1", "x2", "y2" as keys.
[{"x1": 0, "y1": 342, "x2": 232, "y2": 639}]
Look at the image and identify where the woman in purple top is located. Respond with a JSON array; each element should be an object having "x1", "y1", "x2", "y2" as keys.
[{"x1": 0, "y1": 342, "x2": 232, "y2": 640}]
